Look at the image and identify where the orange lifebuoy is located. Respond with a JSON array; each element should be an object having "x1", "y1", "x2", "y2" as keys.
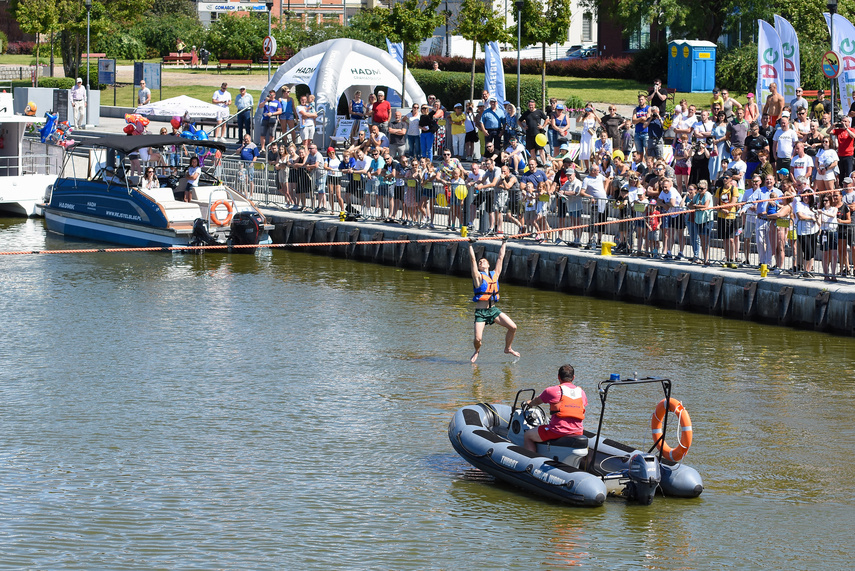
[
  {"x1": 210, "y1": 199, "x2": 234, "y2": 226},
  {"x1": 651, "y1": 398, "x2": 693, "y2": 462}
]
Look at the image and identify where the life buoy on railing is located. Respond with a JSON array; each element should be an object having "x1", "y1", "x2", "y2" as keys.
[
  {"x1": 210, "y1": 200, "x2": 234, "y2": 226},
  {"x1": 651, "y1": 398, "x2": 693, "y2": 462}
]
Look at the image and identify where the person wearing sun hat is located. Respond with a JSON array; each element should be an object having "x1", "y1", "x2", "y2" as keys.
[
  {"x1": 70, "y1": 77, "x2": 87, "y2": 129},
  {"x1": 449, "y1": 102, "x2": 466, "y2": 158}
]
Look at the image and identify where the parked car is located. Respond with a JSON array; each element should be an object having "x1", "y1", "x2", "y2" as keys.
[{"x1": 558, "y1": 46, "x2": 597, "y2": 61}]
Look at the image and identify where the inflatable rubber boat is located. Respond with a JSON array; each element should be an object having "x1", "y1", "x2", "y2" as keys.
[{"x1": 448, "y1": 376, "x2": 704, "y2": 506}]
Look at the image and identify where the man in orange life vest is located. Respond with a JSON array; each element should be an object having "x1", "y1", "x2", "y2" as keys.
[
  {"x1": 522, "y1": 364, "x2": 587, "y2": 451},
  {"x1": 468, "y1": 237, "x2": 519, "y2": 363}
]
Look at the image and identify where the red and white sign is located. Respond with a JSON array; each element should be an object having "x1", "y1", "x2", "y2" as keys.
[{"x1": 263, "y1": 36, "x2": 277, "y2": 58}]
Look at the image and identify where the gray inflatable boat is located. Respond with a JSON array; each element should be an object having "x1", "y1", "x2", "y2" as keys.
[{"x1": 448, "y1": 376, "x2": 704, "y2": 506}]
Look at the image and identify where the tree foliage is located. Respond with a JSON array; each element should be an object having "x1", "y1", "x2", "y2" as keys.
[
  {"x1": 518, "y1": 0, "x2": 572, "y2": 108},
  {"x1": 581, "y1": 0, "x2": 855, "y2": 45},
  {"x1": 387, "y1": 0, "x2": 444, "y2": 106},
  {"x1": 456, "y1": 0, "x2": 510, "y2": 104},
  {"x1": 346, "y1": 8, "x2": 392, "y2": 49},
  {"x1": 13, "y1": 0, "x2": 60, "y2": 85},
  {"x1": 206, "y1": 12, "x2": 269, "y2": 60}
]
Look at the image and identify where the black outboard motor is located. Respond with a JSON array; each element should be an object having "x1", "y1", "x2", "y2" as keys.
[
  {"x1": 229, "y1": 211, "x2": 264, "y2": 252},
  {"x1": 190, "y1": 218, "x2": 221, "y2": 248},
  {"x1": 624, "y1": 452, "x2": 661, "y2": 505}
]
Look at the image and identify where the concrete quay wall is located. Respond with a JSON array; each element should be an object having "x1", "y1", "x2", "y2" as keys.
[{"x1": 265, "y1": 212, "x2": 855, "y2": 336}]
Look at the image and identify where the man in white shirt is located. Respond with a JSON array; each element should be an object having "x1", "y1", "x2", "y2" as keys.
[
  {"x1": 789, "y1": 142, "x2": 813, "y2": 182},
  {"x1": 753, "y1": 174, "x2": 782, "y2": 270},
  {"x1": 138, "y1": 80, "x2": 151, "y2": 106},
  {"x1": 70, "y1": 77, "x2": 87, "y2": 129},
  {"x1": 772, "y1": 116, "x2": 799, "y2": 173},
  {"x1": 211, "y1": 82, "x2": 232, "y2": 142},
  {"x1": 297, "y1": 94, "x2": 318, "y2": 149},
  {"x1": 691, "y1": 110, "x2": 713, "y2": 141},
  {"x1": 657, "y1": 177, "x2": 683, "y2": 258},
  {"x1": 579, "y1": 163, "x2": 611, "y2": 248},
  {"x1": 673, "y1": 104, "x2": 696, "y2": 140}
]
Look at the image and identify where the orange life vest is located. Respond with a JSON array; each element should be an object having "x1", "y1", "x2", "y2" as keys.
[
  {"x1": 472, "y1": 271, "x2": 499, "y2": 304},
  {"x1": 550, "y1": 383, "x2": 585, "y2": 421}
]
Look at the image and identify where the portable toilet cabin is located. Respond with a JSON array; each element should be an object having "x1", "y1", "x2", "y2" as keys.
[{"x1": 667, "y1": 40, "x2": 717, "y2": 93}]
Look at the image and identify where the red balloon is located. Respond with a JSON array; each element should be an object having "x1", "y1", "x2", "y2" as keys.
[{"x1": 123, "y1": 124, "x2": 135, "y2": 134}]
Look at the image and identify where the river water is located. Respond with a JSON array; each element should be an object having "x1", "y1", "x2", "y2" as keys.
[{"x1": 1, "y1": 216, "x2": 854, "y2": 570}]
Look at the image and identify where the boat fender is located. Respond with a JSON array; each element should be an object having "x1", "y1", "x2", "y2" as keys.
[
  {"x1": 210, "y1": 199, "x2": 234, "y2": 226},
  {"x1": 650, "y1": 398, "x2": 693, "y2": 462}
]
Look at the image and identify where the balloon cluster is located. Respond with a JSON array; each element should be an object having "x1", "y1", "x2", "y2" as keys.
[
  {"x1": 38, "y1": 112, "x2": 75, "y2": 148},
  {"x1": 124, "y1": 113, "x2": 150, "y2": 135},
  {"x1": 177, "y1": 118, "x2": 212, "y2": 159}
]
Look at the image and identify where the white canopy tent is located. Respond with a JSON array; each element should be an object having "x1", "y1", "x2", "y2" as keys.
[
  {"x1": 255, "y1": 38, "x2": 426, "y2": 146},
  {"x1": 135, "y1": 95, "x2": 223, "y2": 119}
]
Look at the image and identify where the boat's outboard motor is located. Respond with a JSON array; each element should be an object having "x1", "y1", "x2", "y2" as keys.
[
  {"x1": 624, "y1": 452, "x2": 661, "y2": 505},
  {"x1": 229, "y1": 211, "x2": 264, "y2": 251},
  {"x1": 190, "y1": 218, "x2": 220, "y2": 247}
]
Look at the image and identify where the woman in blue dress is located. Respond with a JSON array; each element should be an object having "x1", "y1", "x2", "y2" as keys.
[{"x1": 708, "y1": 111, "x2": 731, "y2": 178}]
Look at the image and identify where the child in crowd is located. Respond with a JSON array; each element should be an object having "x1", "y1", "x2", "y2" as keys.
[
  {"x1": 523, "y1": 181, "x2": 538, "y2": 238},
  {"x1": 535, "y1": 180, "x2": 552, "y2": 241},
  {"x1": 645, "y1": 198, "x2": 661, "y2": 257}
]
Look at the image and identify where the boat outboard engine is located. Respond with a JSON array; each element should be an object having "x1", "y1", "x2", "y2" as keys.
[
  {"x1": 190, "y1": 217, "x2": 221, "y2": 247},
  {"x1": 624, "y1": 452, "x2": 661, "y2": 505},
  {"x1": 229, "y1": 211, "x2": 264, "y2": 252}
]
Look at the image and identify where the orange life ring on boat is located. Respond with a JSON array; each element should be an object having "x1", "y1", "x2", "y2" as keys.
[
  {"x1": 210, "y1": 200, "x2": 234, "y2": 226},
  {"x1": 651, "y1": 398, "x2": 693, "y2": 462}
]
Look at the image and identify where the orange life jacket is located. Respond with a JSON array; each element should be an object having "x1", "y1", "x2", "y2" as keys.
[
  {"x1": 472, "y1": 271, "x2": 499, "y2": 304},
  {"x1": 550, "y1": 383, "x2": 585, "y2": 421}
]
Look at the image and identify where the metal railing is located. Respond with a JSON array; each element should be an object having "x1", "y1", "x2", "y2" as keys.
[{"x1": 135, "y1": 149, "x2": 855, "y2": 280}]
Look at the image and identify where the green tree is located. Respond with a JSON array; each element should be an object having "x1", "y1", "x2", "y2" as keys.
[
  {"x1": 148, "y1": 0, "x2": 196, "y2": 18},
  {"x1": 54, "y1": 0, "x2": 152, "y2": 81},
  {"x1": 347, "y1": 7, "x2": 392, "y2": 49},
  {"x1": 388, "y1": 0, "x2": 444, "y2": 106},
  {"x1": 13, "y1": 0, "x2": 60, "y2": 86},
  {"x1": 582, "y1": 0, "x2": 855, "y2": 46},
  {"x1": 519, "y1": 0, "x2": 571, "y2": 108},
  {"x1": 456, "y1": 0, "x2": 510, "y2": 105},
  {"x1": 206, "y1": 12, "x2": 268, "y2": 60}
]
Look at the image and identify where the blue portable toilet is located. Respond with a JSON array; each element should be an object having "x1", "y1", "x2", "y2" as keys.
[{"x1": 667, "y1": 40, "x2": 716, "y2": 93}]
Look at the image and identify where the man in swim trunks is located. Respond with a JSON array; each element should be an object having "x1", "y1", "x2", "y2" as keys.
[
  {"x1": 468, "y1": 237, "x2": 519, "y2": 363},
  {"x1": 762, "y1": 82, "x2": 784, "y2": 128},
  {"x1": 522, "y1": 364, "x2": 587, "y2": 451}
]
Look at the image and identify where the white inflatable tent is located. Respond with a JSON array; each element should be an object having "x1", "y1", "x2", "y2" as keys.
[{"x1": 254, "y1": 38, "x2": 426, "y2": 146}]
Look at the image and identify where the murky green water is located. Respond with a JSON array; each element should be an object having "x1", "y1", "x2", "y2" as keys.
[{"x1": 1, "y1": 217, "x2": 853, "y2": 569}]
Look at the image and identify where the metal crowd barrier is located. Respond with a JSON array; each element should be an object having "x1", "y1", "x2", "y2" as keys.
[{"x1": 149, "y1": 149, "x2": 854, "y2": 278}]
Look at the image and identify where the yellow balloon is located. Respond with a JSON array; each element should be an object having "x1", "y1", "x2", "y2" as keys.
[
  {"x1": 436, "y1": 193, "x2": 448, "y2": 207},
  {"x1": 454, "y1": 184, "x2": 468, "y2": 200},
  {"x1": 535, "y1": 133, "x2": 548, "y2": 147}
]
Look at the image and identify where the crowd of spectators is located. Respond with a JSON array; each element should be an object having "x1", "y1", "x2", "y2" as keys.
[{"x1": 151, "y1": 80, "x2": 855, "y2": 280}]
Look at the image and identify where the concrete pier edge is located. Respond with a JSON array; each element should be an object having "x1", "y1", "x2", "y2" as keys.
[{"x1": 263, "y1": 210, "x2": 855, "y2": 336}]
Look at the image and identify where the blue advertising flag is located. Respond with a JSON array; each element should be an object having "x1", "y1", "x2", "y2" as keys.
[
  {"x1": 385, "y1": 38, "x2": 404, "y2": 64},
  {"x1": 483, "y1": 41, "x2": 506, "y2": 105}
]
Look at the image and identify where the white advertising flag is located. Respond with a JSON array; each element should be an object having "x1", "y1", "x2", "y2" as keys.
[
  {"x1": 825, "y1": 13, "x2": 855, "y2": 114},
  {"x1": 774, "y1": 15, "x2": 800, "y2": 100},
  {"x1": 756, "y1": 20, "x2": 785, "y2": 113}
]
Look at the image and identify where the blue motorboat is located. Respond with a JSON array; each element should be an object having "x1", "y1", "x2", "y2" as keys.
[
  {"x1": 449, "y1": 376, "x2": 704, "y2": 506},
  {"x1": 43, "y1": 134, "x2": 271, "y2": 250}
]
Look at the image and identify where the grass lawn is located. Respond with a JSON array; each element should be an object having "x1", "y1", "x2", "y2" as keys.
[{"x1": 548, "y1": 76, "x2": 745, "y2": 109}]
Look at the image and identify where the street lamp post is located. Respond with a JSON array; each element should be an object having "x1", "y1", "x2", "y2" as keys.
[
  {"x1": 266, "y1": 1, "x2": 274, "y2": 81},
  {"x1": 515, "y1": 0, "x2": 524, "y2": 109},
  {"x1": 85, "y1": 0, "x2": 91, "y2": 127},
  {"x1": 828, "y1": 0, "x2": 838, "y2": 123}
]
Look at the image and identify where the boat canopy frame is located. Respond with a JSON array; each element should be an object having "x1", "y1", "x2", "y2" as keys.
[{"x1": 589, "y1": 376, "x2": 674, "y2": 471}]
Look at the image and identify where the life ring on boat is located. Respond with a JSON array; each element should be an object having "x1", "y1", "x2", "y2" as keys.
[
  {"x1": 210, "y1": 200, "x2": 234, "y2": 226},
  {"x1": 651, "y1": 398, "x2": 693, "y2": 462}
]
